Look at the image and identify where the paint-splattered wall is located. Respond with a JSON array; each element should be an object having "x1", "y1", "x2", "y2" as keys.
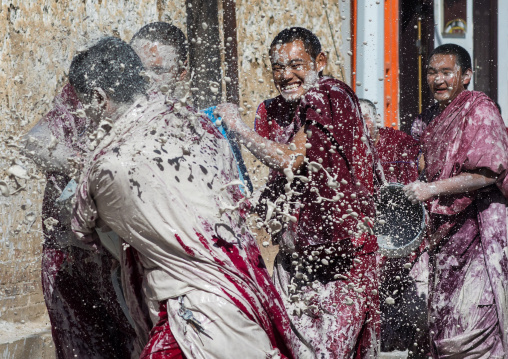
[
  {"x1": 0, "y1": 0, "x2": 348, "y2": 326},
  {"x1": 0, "y1": 0, "x2": 186, "y2": 324}
]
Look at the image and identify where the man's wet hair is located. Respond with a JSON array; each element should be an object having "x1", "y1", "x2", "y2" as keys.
[
  {"x1": 131, "y1": 22, "x2": 188, "y2": 62},
  {"x1": 69, "y1": 37, "x2": 147, "y2": 104},
  {"x1": 269, "y1": 27, "x2": 322, "y2": 59},
  {"x1": 359, "y1": 98, "x2": 377, "y2": 117},
  {"x1": 429, "y1": 43, "x2": 472, "y2": 74}
]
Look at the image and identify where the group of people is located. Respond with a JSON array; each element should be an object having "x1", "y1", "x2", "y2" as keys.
[{"x1": 21, "y1": 20, "x2": 508, "y2": 359}]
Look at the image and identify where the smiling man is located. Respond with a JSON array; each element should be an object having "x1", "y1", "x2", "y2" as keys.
[
  {"x1": 404, "y1": 44, "x2": 508, "y2": 357},
  {"x1": 217, "y1": 27, "x2": 380, "y2": 358}
]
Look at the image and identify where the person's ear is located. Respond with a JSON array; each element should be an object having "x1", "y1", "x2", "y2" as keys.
[
  {"x1": 179, "y1": 59, "x2": 188, "y2": 81},
  {"x1": 91, "y1": 87, "x2": 108, "y2": 110},
  {"x1": 462, "y1": 69, "x2": 473, "y2": 86},
  {"x1": 315, "y1": 52, "x2": 328, "y2": 73}
]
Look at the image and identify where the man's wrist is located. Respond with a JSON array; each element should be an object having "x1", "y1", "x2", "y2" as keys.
[{"x1": 428, "y1": 184, "x2": 439, "y2": 198}]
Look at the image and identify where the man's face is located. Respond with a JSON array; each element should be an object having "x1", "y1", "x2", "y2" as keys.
[
  {"x1": 270, "y1": 40, "x2": 325, "y2": 102},
  {"x1": 132, "y1": 39, "x2": 182, "y2": 87},
  {"x1": 360, "y1": 102, "x2": 379, "y2": 140},
  {"x1": 427, "y1": 54, "x2": 471, "y2": 108}
]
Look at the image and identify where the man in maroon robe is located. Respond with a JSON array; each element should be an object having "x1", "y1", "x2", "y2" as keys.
[
  {"x1": 404, "y1": 43, "x2": 508, "y2": 358},
  {"x1": 218, "y1": 27, "x2": 380, "y2": 358},
  {"x1": 22, "y1": 83, "x2": 136, "y2": 359},
  {"x1": 360, "y1": 99, "x2": 430, "y2": 357}
]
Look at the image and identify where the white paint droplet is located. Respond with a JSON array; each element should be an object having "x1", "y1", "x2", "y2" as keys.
[{"x1": 385, "y1": 297, "x2": 396, "y2": 305}]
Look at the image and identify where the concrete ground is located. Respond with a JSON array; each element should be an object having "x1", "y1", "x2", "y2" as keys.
[
  {"x1": 0, "y1": 316, "x2": 410, "y2": 359},
  {"x1": 0, "y1": 318, "x2": 409, "y2": 359},
  {"x1": 380, "y1": 351, "x2": 409, "y2": 359}
]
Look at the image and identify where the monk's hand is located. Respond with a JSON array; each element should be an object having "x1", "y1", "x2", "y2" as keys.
[
  {"x1": 215, "y1": 103, "x2": 244, "y2": 133},
  {"x1": 403, "y1": 181, "x2": 437, "y2": 204}
]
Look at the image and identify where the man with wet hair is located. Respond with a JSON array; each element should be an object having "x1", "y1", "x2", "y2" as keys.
[
  {"x1": 410, "y1": 43, "x2": 472, "y2": 141},
  {"x1": 359, "y1": 99, "x2": 430, "y2": 357},
  {"x1": 22, "y1": 22, "x2": 201, "y2": 358},
  {"x1": 404, "y1": 43, "x2": 508, "y2": 357},
  {"x1": 218, "y1": 27, "x2": 380, "y2": 358},
  {"x1": 70, "y1": 36, "x2": 294, "y2": 359},
  {"x1": 255, "y1": 27, "x2": 324, "y2": 143},
  {"x1": 130, "y1": 22, "x2": 188, "y2": 92},
  {"x1": 130, "y1": 22, "x2": 252, "y2": 194}
]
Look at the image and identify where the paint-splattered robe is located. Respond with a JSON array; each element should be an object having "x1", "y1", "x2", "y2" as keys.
[
  {"x1": 256, "y1": 77, "x2": 381, "y2": 358},
  {"x1": 421, "y1": 90, "x2": 508, "y2": 358},
  {"x1": 72, "y1": 93, "x2": 294, "y2": 359},
  {"x1": 24, "y1": 84, "x2": 136, "y2": 359}
]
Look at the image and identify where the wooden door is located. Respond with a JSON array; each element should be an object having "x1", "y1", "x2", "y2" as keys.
[
  {"x1": 398, "y1": 0, "x2": 435, "y2": 134},
  {"x1": 473, "y1": 0, "x2": 498, "y2": 102}
]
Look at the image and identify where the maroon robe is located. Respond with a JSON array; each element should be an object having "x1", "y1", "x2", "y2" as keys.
[
  {"x1": 33, "y1": 84, "x2": 137, "y2": 358},
  {"x1": 376, "y1": 127, "x2": 419, "y2": 185},
  {"x1": 255, "y1": 95, "x2": 297, "y2": 142},
  {"x1": 294, "y1": 78, "x2": 378, "y2": 251},
  {"x1": 421, "y1": 90, "x2": 508, "y2": 357},
  {"x1": 257, "y1": 77, "x2": 381, "y2": 358}
]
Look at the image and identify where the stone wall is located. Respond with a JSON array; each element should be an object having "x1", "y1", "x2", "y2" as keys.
[
  {"x1": 0, "y1": 0, "x2": 185, "y2": 326},
  {"x1": 0, "y1": 0, "x2": 348, "y2": 333}
]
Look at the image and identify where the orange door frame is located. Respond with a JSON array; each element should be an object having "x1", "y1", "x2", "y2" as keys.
[{"x1": 384, "y1": 0, "x2": 399, "y2": 128}]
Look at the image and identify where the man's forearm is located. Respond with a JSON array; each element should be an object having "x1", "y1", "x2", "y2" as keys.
[
  {"x1": 431, "y1": 171, "x2": 498, "y2": 197},
  {"x1": 404, "y1": 169, "x2": 498, "y2": 203},
  {"x1": 216, "y1": 103, "x2": 306, "y2": 172},
  {"x1": 22, "y1": 137, "x2": 79, "y2": 175},
  {"x1": 21, "y1": 122, "x2": 80, "y2": 175},
  {"x1": 233, "y1": 124, "x2": 306, "y2": 172}
]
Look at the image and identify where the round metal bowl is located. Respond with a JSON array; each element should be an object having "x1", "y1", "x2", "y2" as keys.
[{"x1": 374, "y1": 183, "x2": 426, "y2": 258}]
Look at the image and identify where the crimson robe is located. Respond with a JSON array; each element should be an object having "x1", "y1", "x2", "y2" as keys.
[
  {"x1": 376, "y1": 127, "x2": 419, "y2": 185},
  {"x1": 28, "y1": 84, "x2": 137, "y2": 358},
  {"x1": 421, "y1": 90, "x2": 508, "y2": 357},
  {"x1": 257, "y1": 77, "x2": 381, "y2": 358}
]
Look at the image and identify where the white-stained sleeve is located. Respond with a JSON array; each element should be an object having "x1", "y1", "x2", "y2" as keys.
[
  {"x1": 71, "y1": 166, "x2": 99, "y2": 243},
  {"x1": 21, "y1": 120, "x2": 79, "y2": 175}
]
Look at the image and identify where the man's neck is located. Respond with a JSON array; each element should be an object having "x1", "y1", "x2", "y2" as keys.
[
  {"x1": 373, "y1": 132, "x2": 380, "y2": 145},
  {"x1": 438, "y1": 88, "x2": 466, "y2": 111},
  {"x1": 109, "y1": 94, "x2": 145, "y2": 123}
]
